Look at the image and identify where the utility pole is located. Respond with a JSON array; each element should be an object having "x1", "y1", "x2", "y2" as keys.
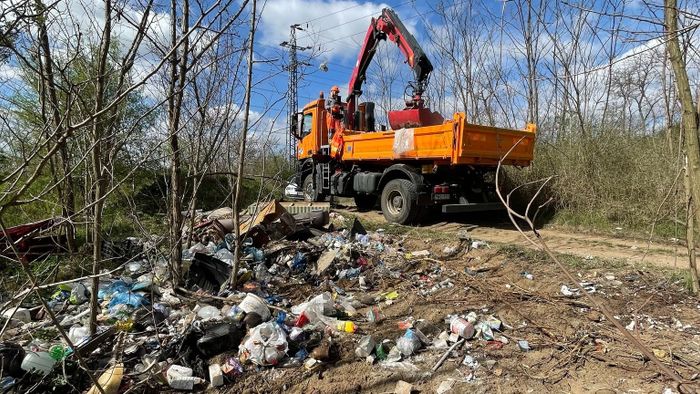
[{"x1": 281, "y1": 24, "x2": 311, "y2": 169}]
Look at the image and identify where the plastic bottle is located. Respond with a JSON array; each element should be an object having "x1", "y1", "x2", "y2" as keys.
[
  {"x1": 375, "y1": 343, "x2": 387, "y2": 360},
  {"x1": 335, "y1": 320, "x2": 356, "y2": 333},
  {"x1": 68, "y1": 326, "x2": 90, "y2": 346},
  {"x1": 450, "y1": 316, "x2": 475, "y2": 339},
  {"x1": 86, "y1": 363, "x2": 123, "y2": 394},
  {"x1": 21, "y1": 352, "x2": 56, "y2": 375},
  {"x1": 49, "y1": 345, "x2": 71, "y2": 361},
  {"x1": 289, "y1": 327, "x2": 304, "y2": 341},
  {"x1": 166, "y1": 365, "x2": 205, "y2": 390}
]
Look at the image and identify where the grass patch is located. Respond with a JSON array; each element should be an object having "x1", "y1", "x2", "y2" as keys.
[
  {"x1": 498, "y1": 243, "x2": 626, "y2": 271},
  {"x1": 667, "y1": 270, "x2": 697, "y2": 293},
  {"x1": 547, "y1": 210, "x2": 684, "y2": 241}
]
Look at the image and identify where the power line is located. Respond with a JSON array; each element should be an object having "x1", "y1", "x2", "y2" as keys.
[
  {"x1": 312, "y1": 0, "x2": 471, "y2": 49},
  {"x1": 296, "y1": 3, "x2": 365, "y2": 25},
  {"x1": 296, "y1": 0, "x2": 415, "y2": 42}
]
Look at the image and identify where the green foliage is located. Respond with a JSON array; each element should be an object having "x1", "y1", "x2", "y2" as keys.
[
  {"x1": 505, "y1": 131, "x2": 685, "y2": 239},
  {"x1": 4, "y1": 39, "x2": 156, "y2": 229}
]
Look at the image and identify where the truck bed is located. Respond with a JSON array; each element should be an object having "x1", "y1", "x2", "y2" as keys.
[{"x1": 341, "y1": 113, "x2": 535, "y2": 166}]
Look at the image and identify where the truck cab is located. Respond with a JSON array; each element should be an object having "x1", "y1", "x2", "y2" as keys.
[
  {"x1": 296, "y1": 99, "x2": 328, "y2": 161},
  {"x1": 289, "y1": 8, "x2": 536, "y2": 225}
]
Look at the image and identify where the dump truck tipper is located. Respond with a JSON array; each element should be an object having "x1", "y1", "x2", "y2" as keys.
[{"x1": 291, "y1": 8, "x2": 536, "y2": 224}]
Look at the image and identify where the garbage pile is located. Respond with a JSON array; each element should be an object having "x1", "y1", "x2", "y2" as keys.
[{"x1": 0, "y1": 201, "x2": 518, "y2": 392}]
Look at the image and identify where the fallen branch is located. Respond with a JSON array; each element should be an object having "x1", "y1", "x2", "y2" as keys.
[
  {"x1": 432, "y1": 338, "x2": 465, "y2": 372},
  {"x1": 494, "y1": 138, "x2": 688, "y2": 389}
]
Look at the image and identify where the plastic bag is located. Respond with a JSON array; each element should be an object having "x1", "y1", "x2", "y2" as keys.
[
  {"x1": 69, "y1": 283, "x2": 88, "y2": 305},
  {"x1": 240, "y1": 322, "x2": 288, "y2": 366},
  {"x1": 108, "y1": 292, "x2": 148, "y2": 314},
  {"x1": 392, "y1": 128, "x2": 415, "y2": 156},
  {"x1": 98, "y1": 280, "x2": 130, "y2": 300},
  {"x1": 396, "y1": 329, "x2": 421, "y2": 356},
  {"x1": 291, "y1": 292, "x2": 335, "y2": 320}
]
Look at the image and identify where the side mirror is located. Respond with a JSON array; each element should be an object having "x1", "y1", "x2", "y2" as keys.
[
  {"x1": 291, "y1": 112, "x2": 304, "y2": 140},
  {"x1": 291, "y1": 115, "x2": 300, "y2": 140}
]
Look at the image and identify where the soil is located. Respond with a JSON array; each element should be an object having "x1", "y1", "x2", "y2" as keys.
[
  {"x1": 340, "y1": 207, "x2": 690, "y2": 269},
  {"x1": 221, "y1": 210, "x2": 700, "y2": 394}
]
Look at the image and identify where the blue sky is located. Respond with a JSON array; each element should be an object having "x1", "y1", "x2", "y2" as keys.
[
  {"x1": 248, "y1": 0, "x2": 670, "y2": 130},
  {"x1": 1, "y1": 0, "x2": 696, "y2": 143},
  {"x1": 251, "y1": 0, "x2": 440, "y2": 118}
]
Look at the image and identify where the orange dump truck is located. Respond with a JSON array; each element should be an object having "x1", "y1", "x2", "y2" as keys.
[{"x1": 290, "y1": 8, "x2": 536, "y2": 224}]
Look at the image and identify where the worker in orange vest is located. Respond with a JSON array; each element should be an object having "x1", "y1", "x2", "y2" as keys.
[{"x1": 327, "y1": 86, "x2": 345, "y2": 159}]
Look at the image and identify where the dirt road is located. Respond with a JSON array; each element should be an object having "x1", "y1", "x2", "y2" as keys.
[{"x1": 338, "y1": 207, "x2": 689, "y2": 269}]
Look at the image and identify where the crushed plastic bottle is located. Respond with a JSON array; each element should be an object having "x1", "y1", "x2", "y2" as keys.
[
  {"x1": 291, "y1": 252, "x2": 307, "y2": 271},
  {"x1": 69, "y1": 283, "x2": 89, "y2": 305},
  {"x1": 366, "y1": 306, "x2": 383, "y2": 323},
  {"x1": 335, "y1": 320, "x2": 356, "y2": 333},
  {"x1": 254, "y1": 263, "x2": 271, "y2": 282},
  {"x1": 114, "y1": 319, "x2": 134, "y2": 332},
  {"x1": 214, "y1": 248, "x2": 234, "y2": 262},
  {"x1": 166, "y1": 365, "x2": 205, "y2": 390}
]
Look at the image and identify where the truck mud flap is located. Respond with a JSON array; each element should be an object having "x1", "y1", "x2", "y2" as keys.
[{"x1": 441, "y1": 202, "x2": 505, "y2": 213}]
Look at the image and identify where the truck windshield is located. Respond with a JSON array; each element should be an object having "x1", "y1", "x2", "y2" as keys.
[{"x1": 301, "y1": 113, "x2": 313, "y2": 137}]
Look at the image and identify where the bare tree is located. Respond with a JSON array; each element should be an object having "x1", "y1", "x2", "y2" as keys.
[
  {"x1": 665, "y1": 0, "x2": 700, "y2": 293},
  {"x1": 230, "y1": 0, "x2": 257, "y2": 288}
]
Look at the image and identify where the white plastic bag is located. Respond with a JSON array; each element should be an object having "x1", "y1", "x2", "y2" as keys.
[
  {"x1": 240, "y1": 322, "x2": 288, "y2": 366},
  {"x1": 291, "y1": 292, "x2": 335, "y2": 318},
  {"x1": 392, "y1": 128, "x2": 415, "y2": 156}
]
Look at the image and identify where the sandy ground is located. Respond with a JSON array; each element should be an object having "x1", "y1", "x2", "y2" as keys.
[
  {"x1": 220, "y1": 210, "x2": 700, "y2": 394},
  {"x1": 338, "y1": 207, "x2": 690, "y2": 269}
]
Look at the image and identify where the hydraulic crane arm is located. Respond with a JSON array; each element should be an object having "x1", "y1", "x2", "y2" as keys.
[{"x1": 346, "y1": 8, "x2": 433, "y2": 129}]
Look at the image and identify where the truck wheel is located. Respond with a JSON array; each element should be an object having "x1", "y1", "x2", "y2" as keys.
[
  {"x1": 380, "y1": 179, "x2": 419, "y2": 224},
  {"x1": 354, "y1": 194, "x2": 376, "y2": 212},
  {"x1": 302, "y1": 174, "x2": 323, "y2": 202}
]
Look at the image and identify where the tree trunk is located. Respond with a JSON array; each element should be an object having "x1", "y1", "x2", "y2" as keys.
[
  {"x1": 34, "y1": 0, "x2": 77, "y2": 253},
  {"x1": 665, "y1": 0, "x2": 700, "y2": 293},
  {"x1": 167, "y1": 0, "x2": 189, "y2": 285},
  {"x1": 230, "y1": 0, "x2": 257, "y2": 289},
  {"x1": 684, "y1": 159, "x2": 699, "y2": 293},
  {"x1": 89, "y1": 0, "x2": 112, "y2": 334}
]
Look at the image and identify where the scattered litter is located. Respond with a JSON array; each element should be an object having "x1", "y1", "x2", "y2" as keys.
[
  {"x1": 470, "y1": 240, "x2": 489, "y2": 249},
  {"x1": 517, "y1": 340, "x2": 531, "y2": 351},
  {"x1": 2, "y1": 203, "x2": 694, "y2": 393},
  {"x1": 437, "y1": 379, "x2": 456, "y2": 394}
]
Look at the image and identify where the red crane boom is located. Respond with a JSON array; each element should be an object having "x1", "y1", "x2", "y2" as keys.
[{"x1": 345, "y1": 8, "x2": 443, "y2": 130}]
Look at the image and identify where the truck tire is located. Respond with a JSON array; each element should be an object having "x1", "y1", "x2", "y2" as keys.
[
  {"x1": 302, "y1": 174, "x2": 324, "y2": 202},
  {"x1": 380, "y1": 179, "x2": 419, "y2": 224},
  {"x1": 354, "y1": 194, "x2": 376, "y2": 212}
]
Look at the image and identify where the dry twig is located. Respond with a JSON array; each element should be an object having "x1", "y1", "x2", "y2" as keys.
[{"x1": 494, "y1": 137, "x2": 689, "y2": 390}]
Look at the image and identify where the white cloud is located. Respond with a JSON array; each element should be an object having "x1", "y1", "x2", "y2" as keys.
[
  {"x1": 0, "y1": 64, "x2": 20, "y2": 81},
  {"x1": 258, "y1": 0, "x2": 394, "y2": 59}
]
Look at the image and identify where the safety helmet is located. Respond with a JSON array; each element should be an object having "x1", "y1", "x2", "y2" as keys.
[{"x1": 331, "y1": 85, "x2": 340, "y2": 93}]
